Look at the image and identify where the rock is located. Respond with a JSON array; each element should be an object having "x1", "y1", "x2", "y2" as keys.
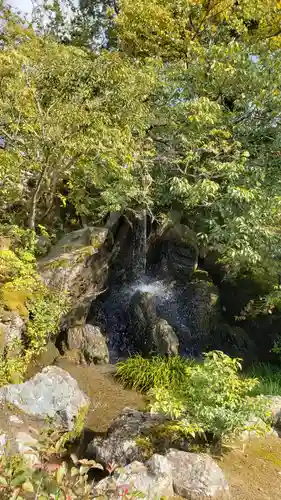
[
  {"x1": 0, "y1": 366, "x2": 89, "y2": 430},
  {"x1": 166, "y1": 449, "x2": 230, "y2": 499},
  {"x1": 15, "y1": 431, "x2": 40, "y2": 468},
  {"x1": 38, "y1": 227, "x2": 112, "y2": 327},
  {"x1": 0, "y1": 311, "x2": 25, "y2": 356},
  {"x1": 179, "y1": 279, "x2": 220, "y2": 352},
  {"x1": 31, "y1": 341, "x2": 59, "y2": 369},
  {"x1": 239, "y1": 416, "x2": 278, "y2": 441},
  {"x1": 153, "y1": 318, "x2": 179, "y2": 356},
  {"x1": 128, "y1": 291, "x2": 157, "y2": 355},
  {"x1": 66, "y1": 324, "x2": 109, "y2": 364},
  {"x1": 87, "y1": 408, "x2": 167, "y2": 466},
  {"x1": 93, "y1": 454, "x2": 174, "y2": 499},
  {"x1": 207, "y1": 323, "x2": 257, "y2": 364},
  {"x1": 157, "y1": 223, "x2": 198, "y2": 282},
  {"x1": 266, "y1": 396, "x2": 281, "y2": 429}
]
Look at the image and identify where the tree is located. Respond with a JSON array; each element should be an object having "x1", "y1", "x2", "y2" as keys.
[{"x1": 0, "y1": 10, "x2": 157, "y2": 230}]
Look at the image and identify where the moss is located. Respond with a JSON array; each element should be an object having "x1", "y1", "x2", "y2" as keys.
[
  {"x1": 1, "y1": 287, "x2": 30, "y2": 318},
  {"x1": 41, "y1": 257, "x2": 69, "y2": 271},
  {"x1": 135, "y1": 436, "x2": 154, "y2": 459},
  {"x1": 257, "y1": 450, "x2": 281, "y2": 468}
]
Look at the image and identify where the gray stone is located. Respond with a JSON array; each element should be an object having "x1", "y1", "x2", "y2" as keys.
[
  {"x1": 93, "y1": 455, "x2": 174, "y2": 499},
  {"x1": 153, "y1": 318, "x2": 179, "y2": 356},
  {"x1": 87, "y1": 408, "x2": 166, "y2": 466},
  {"x1": 0, "y1": 366, "x2": 89, "y2": 430},
  {"x1": 67, "y1": 324, "x2": 109, "y2": 364},
  {"x1": 15, "y1": 431, "x2": 40, "y2": 468},
  {"x1": 38, "y1": 227, "x2": 111, "y2": 327},
  {"x1": 166, "y1": 449, "x2": 230, "y2": 499},
  {"x1": 239, "y1": 416, "x2": 278, "y2": 441},
  {"x1": 267, "y1": 396, "x2": 281, "y2": 429},
  {"x1": 0, "y1": 311, "x2": 25, "y2": 356}
]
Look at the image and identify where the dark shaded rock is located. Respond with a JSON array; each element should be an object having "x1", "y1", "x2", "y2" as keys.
[
  {"x1": 0, "y1": 366, "x2": 89, "y2": 430},
  {"x1": 93, "y1": 454, "x2": 174, "y2": 499},
  {"x1": 166, "y1": 449, "x2": 230, "y2": 499},
  {"x1": 148, "y1": 223, "x2": 198, "y2": 282},
  {"x1": 153, "y1": 318, "x2": 179, "y2": 356},
  {"x1": 178, "y1": 280, "x2": 220, "y2": 351},
  {"x1": 31, "y1": 341, "x2": 59, "y2": 369},
  {"x1": 66, "y1": 324, "x2": 109, "y2": 364},
  {"x1": 206, "y1": 323, "x2": 257, "y2": 364},
  {"x1": 128, "y1": 291, "x2": 157, "y2": 355},
  {"x1": 87, "y1": 408, "x2": 167, "y2": 466},
  {"x1": 38, "y1": 227, "x2": 112, "y2": 328}
]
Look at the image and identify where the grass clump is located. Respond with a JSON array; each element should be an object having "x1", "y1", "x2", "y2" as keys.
[
  {"x1": 246, "y1": 362, "x2": 281, "y2": 396},
  {"x1": 116, "y1": 354, "x2": 193, "y2": 392},
  {"x1": 117, "y1": 351, "x2": 270, "y2": 443}
]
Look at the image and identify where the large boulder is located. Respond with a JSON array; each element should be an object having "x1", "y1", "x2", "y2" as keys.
[
  {"x1": 0, "y1": 366, "x2": 89, "y2": 430},
  {"x1": 206, "y1": 323, "x2": 257, "y2": 365},
  {"x1": 38, "y1": 227, "x2": 112, "y2": 327},
  {"x1": 66, "y1": 324, "x2": 109, "y2": 364},
  {"x1": 166, "y1": 449, "x2": 230, "y2": 499},
  {"x1": 93, "y1": 454, "x2": 174, "y2": 499},
  {"x1": 87, "y1": 408, "x2": 167, "y2": 466}
]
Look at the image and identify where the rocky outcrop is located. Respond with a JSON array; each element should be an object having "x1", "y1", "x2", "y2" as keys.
[
  {"x1": 38, "y1": 227, "x2": 112, "y2": 327},
  {"x1": 207, "y1": 323, "x2": 257, "y2": 364},
  {"x1": 87, "y1": 408, "x2": 167, "y2": 466},
  {"x1": 0, "y1": 366, "x2": 89, "y2": 430},
  {"x1": 93, "y1": 454, "x2": 174, "y2": 499},
  {"x1": 166, "y1": 449, "x2": 230, "y2": 499},
  {"x1": 66, "y1": 324, "x2": 109, "y2": 364}
]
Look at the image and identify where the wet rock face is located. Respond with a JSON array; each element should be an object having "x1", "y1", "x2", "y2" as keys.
[
  {"x1": 128, "y1": 291, "x2": 158, "y2": 355},
  {"x1": 0, "y1": 366, "x2": 90, "y2": 431}
]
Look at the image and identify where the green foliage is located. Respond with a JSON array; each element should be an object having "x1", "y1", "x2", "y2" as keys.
[
  {"x1": 116, "y1": 354, "x2": 193, "y2": 392},
  {"x1": 247, "y1": 363, "x2": 281, "y2": 396},
  {"x1": 118, "y1": 351, "x2": 269, "y2": 441},
  {"x1": 0, "y1": 229, "x2": 68, "y2": 385}
]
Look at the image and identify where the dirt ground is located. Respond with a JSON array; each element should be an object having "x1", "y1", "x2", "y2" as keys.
[
  {"x1": 55, "y1": 358, "x2": 146, "y2": 433},
  {"x1": 218, "y1": 436, "x2": 281, "y2": 500}
]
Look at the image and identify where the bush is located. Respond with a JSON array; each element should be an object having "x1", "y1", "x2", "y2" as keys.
[
  {"x1": 0, "y1": 228, "x2": 69, "y2": 385},
  {"x1": 118, "y1": 351, "x2": 269, "y2": 442},
  {"x1": 116, "y1": 354, "x2": 193, "y2": 392}
]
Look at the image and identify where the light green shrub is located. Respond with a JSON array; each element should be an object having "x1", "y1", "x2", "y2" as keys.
[{"x1": 118, "y1": 351, "x2": 270, "y2": 442}]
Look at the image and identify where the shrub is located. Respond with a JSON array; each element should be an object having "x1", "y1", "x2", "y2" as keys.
[
  {"x1": 116, "y1": 354, "x2": 193, "y2": 392},
  {"x1": 0, "y1": 229, "x2": 69, "y2": 385},
  {"x1": 118, "y1": 351, "x2": 269, "y2": 442}
]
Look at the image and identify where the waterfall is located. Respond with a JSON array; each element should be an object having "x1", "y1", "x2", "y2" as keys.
[{"x1": 131, "y1": 209, "x2": 147, "y2": 281}]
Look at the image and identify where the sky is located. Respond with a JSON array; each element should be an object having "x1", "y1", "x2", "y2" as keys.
[{"x1": 9, "y1": 0, "x2": 33, "y2": 14}]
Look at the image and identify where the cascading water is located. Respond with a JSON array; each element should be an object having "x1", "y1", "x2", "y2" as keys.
[
  {"x1": 130, "y1": 209, "x2": 147, "y2": 281},
  {"x1": 90, "y1": 210, "x2": 201, "y2": 361}
]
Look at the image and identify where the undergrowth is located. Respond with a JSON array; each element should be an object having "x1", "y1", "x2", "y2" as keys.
[
  {"x1": 116, "y1": 354, "x2": 193, "y2": 392},
  {"x1": 246, "y1": 362, "x2": 281, "y2": 396},
  {"x1": 117, "y1": 351, "x2": 270, "y2": 443}
]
